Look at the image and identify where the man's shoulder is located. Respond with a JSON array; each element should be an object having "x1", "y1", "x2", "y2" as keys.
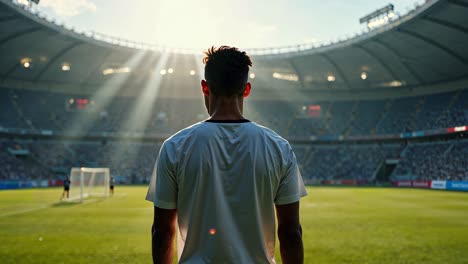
[
  {"x1": 253, "y1": 122, "x2": 291, "y2": 145},
  {"x1": 164, "y1": 121, "x2": 290, "y2": 147},
  {"x1": 163, "y1": 122, "x2": 205, "y2": 146}
]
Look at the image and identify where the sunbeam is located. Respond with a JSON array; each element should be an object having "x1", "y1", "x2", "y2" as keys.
[
  {"x1": 62, "y1": 50, "x2": 147, "y2": 137},
  {"x1": 117, "y1": 51, "x2": 169, "y2": 134},
  {"x1": 105, "y1": 52, "x2": 170, "y2": 171}
]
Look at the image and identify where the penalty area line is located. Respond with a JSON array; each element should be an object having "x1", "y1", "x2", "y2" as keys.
[
  {"x1": 0, "y1": 205, "x2": 49, "y2": 218},
  {"x1": 0, "y1": 194, "x2": 128, "y2": 217}
]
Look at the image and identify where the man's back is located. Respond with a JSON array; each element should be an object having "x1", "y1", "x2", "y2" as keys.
[
  {"x1": 148, "y1": 46, "x2": 305, "y2": 264},
  {"x1": 146, "y1": 120, "x2": 306, "y2": 263}
]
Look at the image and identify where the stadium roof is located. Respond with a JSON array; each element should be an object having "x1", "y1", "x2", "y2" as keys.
[{"x1": 1, "y1": 0, "x2": 468, "y2": 99}]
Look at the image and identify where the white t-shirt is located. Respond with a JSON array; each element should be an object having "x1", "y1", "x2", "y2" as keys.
[{"x1": 146, "y1": 120, "x2": 307, "y2": 263}]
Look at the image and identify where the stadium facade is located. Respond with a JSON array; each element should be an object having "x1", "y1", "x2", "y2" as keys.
[{"x1": 0, "y1": 0, "x2": 467, "y2": 191}]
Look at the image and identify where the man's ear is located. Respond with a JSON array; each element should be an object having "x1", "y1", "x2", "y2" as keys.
[
  {"x1": 201, "y1": 80, "x2": 209, "y2": 96},
  {"x1": 243, "y1": 83, "x2": 251, "y2": 98}
]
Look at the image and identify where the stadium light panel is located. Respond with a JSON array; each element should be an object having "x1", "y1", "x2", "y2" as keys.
[
  {"x1": 102, "y1": 69, "x2": 114, "y2": 75},
  {"x1": 327, "y1": 75, "x2": 336, "y2": 82},
  {"x1": 20, "y1": 58, "x2": 32, "y2": 68},
  {"x1": 272, "y1": 72, "x2": 299, "y2": 82},
  {"x1": 379, "y1": 80, "x2": 405, "y2": 87},
  {"x1": 168, "y1": 68, "x2": 174, "y2": 74},
  {"x1": 249, "y1": 73, "x2": 255, "y2": 79},
  {"x1": 360, "y1": 4, "x2": 394, "y2": 24},
  {"x1": 190, "y1": 70, "x2": 196, "y2": 76},
  {"x1": 61, "y1": 63, "x2": 71, "y2": 72},
  {"x1": 361, "y1": 72, "x2": 367, "y2": 80},
  {"x1": 160, "y1": 69, "x2": 167, "y2": 75},
  {"x1": 17, "y1": 0, "x2": 30, "y2": 6},
  {"x1": 367, "y1": 18, "x2": 386, "y2": 28},
  {"x1": 387, "y1": 80, "x2": 403, "y2": 87},
  {"x1": 102, "y1": 67, "x2": 131, "y2": 76}
]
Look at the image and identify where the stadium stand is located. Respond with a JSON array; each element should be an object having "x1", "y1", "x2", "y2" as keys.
[
  {"x1": 349, "y1": 99, "x2": 387, "y2": 136},
  {"x1": 0, "y1": 0, "x2": 467, "y2": 185},
  {"x1": 1, "y1": 88, "x2": 466, "y2": 137},
  {"x1": 0, "y1": 85, "x2": 467, "y2": 183},
  {"x1": 392, "y1": 140, "x2": 468, "y2": 181},
  {"x1": 0, "y1": 139, "x2": 161, "y2": 183},
  {"x1": 301, "y1": 143, "x2": 403, "y2": 182}
]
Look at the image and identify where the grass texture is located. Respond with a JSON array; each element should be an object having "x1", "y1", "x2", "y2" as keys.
[{"x1": 0, "y1": 186, "x2": 467, "y2": 263}]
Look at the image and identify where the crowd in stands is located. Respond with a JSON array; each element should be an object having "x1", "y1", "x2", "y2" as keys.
[
  {"x1": 0, "y1": 87, "x2": 467, "y2": 183},
  {"x1": 0, "y1": 88, "x2": 466, "y2": 138},
  {"x1": 392, "y1": 140, "x2": 468, "y2": 181},
  {"x1": 4, "y1": 140, "x2": 161, "y2": 183},
  {"x1": 2, "y1": 138, "x2": 466, "y2": 183},
  {"x1": 300, "y1": 143, "x2": 403, "y2": 182},
  {"x1": 0, "y1": 141, "x2": 54, "y2": 180}
]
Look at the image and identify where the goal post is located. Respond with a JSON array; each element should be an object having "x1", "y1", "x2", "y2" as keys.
[{"x1": 68, "y1": 167, "x2": 110, "y2": 202}]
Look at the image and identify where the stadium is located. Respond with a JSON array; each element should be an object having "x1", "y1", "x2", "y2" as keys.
[{"x1": 0, "y1": 0, "x2": 467, "y2": 263}]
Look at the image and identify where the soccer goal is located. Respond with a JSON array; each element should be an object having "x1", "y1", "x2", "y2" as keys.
[{"x1": 68, "y1": 167, "x2": 110, "y2": 202}]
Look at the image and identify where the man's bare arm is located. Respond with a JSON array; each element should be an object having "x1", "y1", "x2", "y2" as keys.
[
  {"x1": 276, "y1": 201, "x2": 304, "y2": 264},
  {"x1": 152, "y1": 206, "x2": 177, "y2": 264}
]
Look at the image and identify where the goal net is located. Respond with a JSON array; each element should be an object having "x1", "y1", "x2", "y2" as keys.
[{"x1": 68, "y1": 167, "x2": 110, "y2": 202}]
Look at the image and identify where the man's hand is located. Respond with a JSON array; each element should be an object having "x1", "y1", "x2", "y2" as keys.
[
  {"x1": 152, "y1": 206, "x2": 177, "y2": 264},
  {"x1": 276, "y1": 201, "x2": 304, "y2": 264}
]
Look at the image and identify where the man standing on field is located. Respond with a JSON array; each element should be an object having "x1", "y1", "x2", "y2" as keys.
[
  {"x1": 61, "y1": 177, "x2": 70, "y2": 200},
  {"x1": 109, "y1": 176, "x2": 115, "y2": 196},
  {"x1": 146, "y1": 46, "x2": 307, "y2": 264}
]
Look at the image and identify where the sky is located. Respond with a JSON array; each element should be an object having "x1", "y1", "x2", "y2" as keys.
[{"x1": 37, "y1": 0, "x2": 421, "y2": 50}]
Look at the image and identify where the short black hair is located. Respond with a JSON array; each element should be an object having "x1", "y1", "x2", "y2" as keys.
[{"x1": 203, "y1": 46, "x2": 253, "y2": 97}]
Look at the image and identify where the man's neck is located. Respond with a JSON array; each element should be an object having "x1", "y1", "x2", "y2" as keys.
[{"x1": 208, "y1": 96, "x2": 245, "y2": 121}]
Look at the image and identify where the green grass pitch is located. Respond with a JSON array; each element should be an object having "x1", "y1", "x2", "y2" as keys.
[{"x1": 0, "y1": 186, "x2": 467, "y2": 263}]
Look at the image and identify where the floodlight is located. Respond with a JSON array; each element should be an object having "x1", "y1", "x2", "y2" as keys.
[
  {"x1": 102, "y1": 67, "x2": 130, "y2": 76},
  {"x1": 249, "y1": 73, "x2": 255, "y2": 79},
  {"x1": 327, "y1": 75, "x2": 336, "y2": 82},
  {"x1": 102, "y1": 69, "x2": 114, "y2": 75},
  {"x1": 359, "y1": 4, "x2": 394, "y2": 24},
  {"x1": 360, "y1": 4, "x2": 395, "y2": 28},
  {"x1": 17, "y1": 0, "x2": 30, "y2": 6},
  {"x1": 61, "y1": 63, "x2": 71, "y2": 72},
  {"x1": 361, "y1": 72, "x2": 367, "y2": 80},
  {"x1": 272, "y1": 72, "x2": 298, "y2": 82},
  {"x1": 20, "y1": 58, "x2": 32, "y2": 68},
  {"x1": 379, "y1": 80, "x2": 405, "y2": 87}
]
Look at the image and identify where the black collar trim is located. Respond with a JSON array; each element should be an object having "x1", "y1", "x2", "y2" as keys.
[{"x1": 204, "y1": 119, "x2": 251, "y2": 123}]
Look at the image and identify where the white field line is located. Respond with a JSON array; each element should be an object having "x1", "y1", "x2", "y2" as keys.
[
  {"x1": 0, "y1": 194, "x2": 128, "y2": 218},
  {"x1": 0, "y1": 205, "x2": 49, "y2": 218}
]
